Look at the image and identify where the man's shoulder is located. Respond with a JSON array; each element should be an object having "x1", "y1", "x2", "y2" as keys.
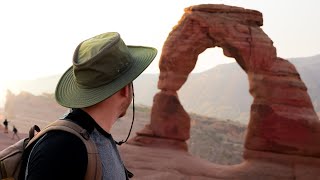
[
  {"x1": 38, "y1": 130, "x2": 86, "y2": 148},
  {"x1": 26, "y1": 127, "x2": 88, "y2": 179}
]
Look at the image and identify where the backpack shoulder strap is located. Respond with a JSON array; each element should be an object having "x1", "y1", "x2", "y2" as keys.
[{"x1": 27, "y1": 120, "x2": 102, "y2": 180}]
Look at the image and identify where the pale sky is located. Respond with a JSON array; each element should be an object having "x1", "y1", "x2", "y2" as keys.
[{"x1": 0, "y1": 0, "x2": 319, "y2": 98}]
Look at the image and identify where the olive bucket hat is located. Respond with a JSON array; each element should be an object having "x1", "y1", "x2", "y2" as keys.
[{"x1": 55, "y1": 32, "x2": 157, "y2": 108}]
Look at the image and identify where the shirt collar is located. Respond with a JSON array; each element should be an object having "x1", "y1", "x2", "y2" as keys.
[{"x1": 62, "y1": 108, "x2": 111, "y2": 138}]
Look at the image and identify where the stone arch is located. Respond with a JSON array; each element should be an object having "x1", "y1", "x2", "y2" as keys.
[{"x1": 130, "y1": 4, "x2": 320, "y2": 158}]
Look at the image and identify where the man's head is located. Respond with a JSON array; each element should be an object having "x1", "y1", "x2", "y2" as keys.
[
  {"x1": 82, "y1": 82, "x2": 133, "y2": 123},
  {"x1": 55, "y1": 32, "x2": 157, "y2": 108}
]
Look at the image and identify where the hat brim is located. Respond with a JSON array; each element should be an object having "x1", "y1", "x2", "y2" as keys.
[{"x1": 55, "y1": 46, "x2": 157, "y2": 108}]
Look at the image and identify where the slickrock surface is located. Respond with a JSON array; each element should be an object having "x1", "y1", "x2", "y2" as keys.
[
  {"x1": 120, "y1": 144, "x2": 320, "y2": 180},
  {"x1": 126, "y1": 4, "x2": 320, "y2": 179}
]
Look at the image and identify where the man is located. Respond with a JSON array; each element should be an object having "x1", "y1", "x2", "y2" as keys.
[
  {"x1": 3, "y1": 118, "x2": 8, "y2": 133},
  {"x1": 12, "y1": 125, "x2": 20, "y2": 140},
  {"x1": 23, "y1": 32, "x2": 157, "y2": 180}
]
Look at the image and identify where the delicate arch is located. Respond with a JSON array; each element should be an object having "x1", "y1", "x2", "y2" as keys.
[{"x1": 130, "y1": 4, "x2": 320, "y2": 158}]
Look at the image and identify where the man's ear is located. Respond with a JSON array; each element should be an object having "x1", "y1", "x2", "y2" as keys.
[{"x1": 119, "y1": 84, "x2": 130, "y2": 97}]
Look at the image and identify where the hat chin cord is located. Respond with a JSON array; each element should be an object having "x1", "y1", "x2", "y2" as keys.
[{"x1": 116, "y1": 83, "x2": 135, "y2": 146}]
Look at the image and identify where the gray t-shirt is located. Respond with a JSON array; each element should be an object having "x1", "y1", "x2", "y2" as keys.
[{"x1": 90, "y1": 129, "x2": 127, "y2": 180}]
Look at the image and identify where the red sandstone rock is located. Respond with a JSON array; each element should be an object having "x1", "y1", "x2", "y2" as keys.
[
  {"x1": 150, "y1": 91, "x2": 190, "y2": 141},
  {"x1": 129, "y1": 3, "x2": 320, "y2": 179}
]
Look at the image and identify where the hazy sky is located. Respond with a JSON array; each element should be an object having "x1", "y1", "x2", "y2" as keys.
[{"x1": 0, "y1": 0, "x2": 319, "y2": 93}]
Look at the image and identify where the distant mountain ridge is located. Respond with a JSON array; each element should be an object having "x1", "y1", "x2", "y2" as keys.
[{"x1": 4, "y1": 54, "x2": 320, "y2": 123}]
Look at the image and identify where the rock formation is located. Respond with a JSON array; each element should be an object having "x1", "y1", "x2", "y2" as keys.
[{"x1": 123, "y1": 4, "x2": 320, "y2": 179}]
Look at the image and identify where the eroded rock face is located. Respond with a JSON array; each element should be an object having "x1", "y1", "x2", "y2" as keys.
[{"x1": 126, "y1": 4, "x2": 320, "y2": 179}]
